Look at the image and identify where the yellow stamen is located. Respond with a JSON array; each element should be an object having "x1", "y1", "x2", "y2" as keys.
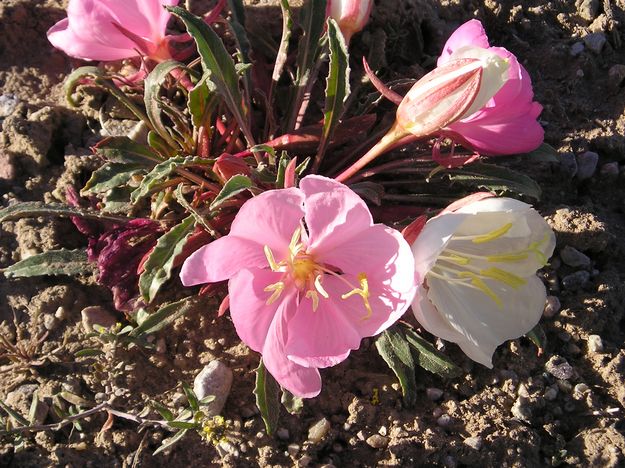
[
  {"x1": 306, "y1": 290, "x2": 320, "y2": 311},
  {"x1": 480, "y1": 267, "x2": 526, "y2": 289},
  {"x1": 438, "y1": 253, "x2": 470, "y2": 265},
  {"x1": 487, "y1": 252, "x2": 529, "y2": 263},
  {"x1": 528, "y1": 234, "x2": 550, "y2": 266},
  {"x1": 471, "y1": 222, "x2": 513, "y2": 244},
  {"x1": 458, "y1": 272, "x2": 503, "y2": 308},
  {"x1": 264, "y1": 281, "x2": 285, "y2": 305},
  {"x1": 264, "y1": 245, "x2": 282, "y2": 272},
  {"x1": 314, "y1": 274, "x2": 329, "y2": 299},
  {"x1": 341, "y1": 273, "x2": 373, "y2": 320}
]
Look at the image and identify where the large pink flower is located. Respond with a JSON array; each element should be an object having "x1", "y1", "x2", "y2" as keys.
[
  {"x1": 180, "y1": 176, "x2": 416, "y2": 397},
  {"x1": 438, "y1": 19, "x2": 544, "y2": 155},
  {"x1": 47, "y1": 0, "x2": 179, "y2": 62}
]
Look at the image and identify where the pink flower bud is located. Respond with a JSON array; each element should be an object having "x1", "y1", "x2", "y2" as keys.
[
  {"x1": 213, "y1": 153, "x2": 251, "y2": 182},
  {"x1": 327, "y1": 0, "x2": 373, "y2": 44},
  {"x1": 396, "y1": 49, "x2": 509, "y2": 139}
]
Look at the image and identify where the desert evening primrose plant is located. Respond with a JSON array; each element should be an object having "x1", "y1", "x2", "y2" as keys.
[{"x1": 1, "y1": 0, "x2": 559, "y2": 443}]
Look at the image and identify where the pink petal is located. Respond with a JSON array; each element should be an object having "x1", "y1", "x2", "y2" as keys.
[
  {"x1": 179, "y1": 236, "x2": 268, "y2": 286},
  {"x1": 299, "y1": 175, "x2": 372, "y2": 252},
  {"x1": 262, "y1": 295, "x2": 322, "y2": 398},
  {"x1": 228, "y1": 268, "x2": 286, "y2": 352},
  {"x1": 285, "y1": 289, "x2": 360, "y2": 368},
  {"x1": 229, "y1": 188, "x2": 305, "y2": 262},
  {"x1": 438, "y1": 19, "x2": 490, "y2": 65}
]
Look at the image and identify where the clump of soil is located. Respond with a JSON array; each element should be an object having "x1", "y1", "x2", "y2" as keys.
[{"x1": 1, "y1": 0, "x2": 625, "y2": 466}]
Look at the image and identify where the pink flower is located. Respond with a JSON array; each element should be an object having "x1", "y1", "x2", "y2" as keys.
[
  {"x1": 438, "y1": 19, "x2": 544, "y2": 155},
  {"x1": 327, "y1": 0, "x2": 374, "y2": 44},
  {"x1": 180, "y1": 175, "x2": 416, "y2": 397},
  {"x1": 47, "y1": 0, "x2": 179, "y2": 62}
]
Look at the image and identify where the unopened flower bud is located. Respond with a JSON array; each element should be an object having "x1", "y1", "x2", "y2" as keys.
[
  {"x1": 213, "y1": 153, "x2": 251, "y2": 182},
  {"x1": 327, "y1": 0, "x2": 373, "y2": 44},
  {"x1": 396, "y1": 49, "x2": 509, "y2": 139}
]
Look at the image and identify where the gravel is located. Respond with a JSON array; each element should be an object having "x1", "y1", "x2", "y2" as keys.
[
  {"x1": 192, "y1": 360, "x2": 233, "y2": 416},
  {"x1": 546, "y1": 355, "x2": 575, "y2": 380},
  {"x1": 560, "y1": 246, "x2": 591, "y2": 268}
]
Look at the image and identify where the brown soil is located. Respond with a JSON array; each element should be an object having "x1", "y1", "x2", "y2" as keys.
[{"x1": 1, "y1": 0, "x2": 625, "y2": 466}]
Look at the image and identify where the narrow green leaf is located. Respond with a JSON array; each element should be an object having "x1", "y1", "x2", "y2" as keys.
[
  {"x1": 130, "y1": 156, "x2": 208, "y2": 204},
  {"x1": 375, "y1": 329, "x2": 417, "y2": 407},
  {"x1": 131, "y1": 296, "x2": 202, "y2": 337},
  {"x1": 226, "y1": 0, "x2": 252, "y2": 99},
  {"x1": 0, "y1": 400, "x2": 29, "y2": 426},
  {"x1": 0, "y1": 202, "x2": 132, "y2": 224},
  {"x1": 64, "y1": 66, "x2": 103, "y2": 107},
  {"x1": 74, "y1": 348, "x2": 105, "y2": 358},
  {"x1": 168, "y1": 6, "x2": 253, "y2": 145},
  {"x1": 103, "y1": 187, "x2": 133, "y2": 214},
  {"x1": 3, "y1": 249, "x2": 94, "y2": 278},
  {"x1": 268, "y1": 0, "x2": 293, "y2": 106},
  {"x1": 182, "y1": 383, "x2": 199, "y2": 413},
  {"x1": 81, "y1": 162, "x2": 145, "y2": 195},
  {"x1": 94, "y1": 137, "x2": 160, "y2": 165},
  {"x1": 404, "y1": 329, "x2": 463, "y2": 379},
  {"x1": 445, "y1": 162, "x2": 542, "y2": 200},
  {"x1": 27, "y1": 391, "x2": 40, "y2": 425},
  {"x1": 281, "y1": 390, "x2": 303, "y2": 416},
  {"x1": 313, "y1": 18, "x2": 350, "y2": 171},
  {"x1": 254, "y1": 360, "x2": 280, "y2": 435},
  {"x1": 153, "y1": 428, "x2": 188, "y2": 455},
  {"x1": 139, "y1": 216, "x2": 195, "y2": 303},
  {"x1": 188, "y1": 72, "x2": 216, "y2": 128},
  {"x1": 174, "y1": 184, "x2": 216, "y2": 235},
  {"x1": 168, "y1": 420, "x2": 198, "y2": 430},
  {"x1": 525, "y1": 324, "x2": 547, "y2": 354},
  {"x1": 275, "y1": 152, "x2": 290, "y2": 188},
  {"x1": 209, "y1": 175, "x2": 253, "y2": 210},
  {"x1": 520, "y1": 143, "x2": 559, "y2": 163}
]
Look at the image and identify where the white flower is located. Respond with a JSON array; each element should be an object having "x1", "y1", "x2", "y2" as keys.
[{"x1": 411, "y1": 196, "x2": 556, "y2": 367}]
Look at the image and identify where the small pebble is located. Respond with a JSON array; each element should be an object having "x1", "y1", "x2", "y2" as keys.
[
  {"x1": 544, "y1": 386, "x2": 559, "y2": 401},
  {"x1": 543, "y1": 296, "x2": 561, "y2": 318},
  {"x1": 378, "y1": 426, "x2": 387, "y2": 436},
  {"x1": 155, "y1": 337, "x2": 166, "y2": 354},
  {"x1": 560, "y1": 246, "x2": 591, "y2": 268},
  {"x1": 43, "y1": 313, "x2": 59, "y2": 331},
  {"x1": 54, "y1": 306, "x2": 68, "y2": 321},
  {"x1": 308, "y1": 418, "x2": 330, "y2": 443},
  {"x1": 583, "y1": 32, "x2": 607, "y2": 54},
  {"x1": 608, "y1": 64, "x2": 625, "y2": 88},
  {"x1": 426, "y1": 387, "x2": 444, "y2": 401},
  {"x1": 577, "y1": 0, "x2": 599, "y2": 21},
  {"x1": 576, "y1": 151, "x2": 599, "y2": 180},
  {"x1": 600, "y1": 162, "x2": 619, "y2": 179},
  {"x1": 574, "y1": 383, "x2": 590, "y2": 395},
  {"x1": 193, "y1": 360, "x2": 233, "y2": 416},
  {"x1": 287, "y1": 444, "x2": 300, "y2": 456},
  {"x1": 81, "y1": 306, "x2": 117, "y2": 332},
  {"x1": 463, "y1": 436, "x2": 483, "y2": 450},
  {"x1": 437, "y1": 414, "x2": 453, "y2": 427},
  {"x1": 366, "y1": 434, "x2": 389, "y2": 449},
  {"x1": 546, "y1": 355, "x2": 574, "y2": 380},
  {"x1": 216, "y1": 440, "x2": 239, "y2": 457},
  {"x1": 298, "y1": 455, "x2": 312, "y2": 467},
  {"x1": 569, "y1": 41, "x2": 585, "y2": 56},
  {"x1": 0, "y1": 94, "x2": 19, "y2": 118},
  {"x1": 561, "y1": 270, "x2": 591, "y2": 290},
  {"x1": 587, "y1": 334, "x2": 604, "y2": 353},
  {"x1": 557, "y1": 380, "x2": 573, "y2": 393},
  {"x1": 511, "y1": 396, "x2": 532, "y2": 421},
  {"x1": 276, "y1": 428, "x2": 290, "y2": 440},
  {"x1": 559, "y1": 152, "x2": 578, "y2": 178}
]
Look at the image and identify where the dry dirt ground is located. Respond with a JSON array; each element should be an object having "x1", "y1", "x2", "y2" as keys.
[{"x1": 1, "y1": 0, "x2": 625, "y2": 466}]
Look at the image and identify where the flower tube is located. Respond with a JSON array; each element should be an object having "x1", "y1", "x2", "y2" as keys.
[
  {"x1": 180, "y1": 175, "x2": 416, "y2": 397},
  {"x1": 47, "y1": 0, "x2": 179, "y2": 62},
  {"x1": 411, "y1": 195, "x2": 555, "y2": 366}
]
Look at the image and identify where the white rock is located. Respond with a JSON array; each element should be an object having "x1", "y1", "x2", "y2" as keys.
[{"x1": 193, "y1": 360, "x2": 233, "y2": 416}]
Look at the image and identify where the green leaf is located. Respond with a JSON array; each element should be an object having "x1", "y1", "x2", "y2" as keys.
[
  {"x1": 64, "y1": 66, "x2": 104, "y2": 107},
  {"x1": 313, "y1": 18, "x2": 350, "y2": 171},
  {"x1": 28, "y1": 391, "x2": 40, "y2": 425},
  {"x1": 131, "y1": 296, "x2": 202, "y2": 337},
  {"x1": 0, "y1": 400, "x2": 29, "y2": 426},
  {"x1": 94, "y1": 136, "x2": 160, "y2": 164},
  {"x1": 209, "y1": 175, "x2": 253, "y2": 210},
  {"x1": 375, "y1": 329, "x2": 417, "y2": 407},
  {"x1": 103, "y1": 187, "x2": 133, "y2": 214},
  {"x1": 174, "y1": 184, "x2": 216, "y2": 236},
  {"x1": 168, "y1": 420, "x2": 198, "y2": 430},
  {"x1": 181, "y1": 382, "x2": 199, "y2": 412},
  {"x1": 281, "y1": 390, "x2": 303, "y2": 416},
  {"x1": 82, "y1": 162, "x2": 145, "y2": 195},
  {"x1": 153, "y1": 428, "x2": 188, "y2": 455},
  {"x1": 130, "y1": 156, "x2": 208, "y2": 204},
  {"x1": 168, "y1": 6, "x2": 253, "y2": 145},
  {"x1": 144, "y1": 60, "x2": 187, "y2": 150},
  {"x1": 404, "y1": 329, "x2": 463, "y2": 379},
  {"x1": 254, "y1": 360, "x2": 280, "y2": 436},
  {"x1": 268, "y1": 0, "x2": 293, "y2": 106},
  {"x1": 3, "y1": 249, "x2": 94, "y2": 278},
  {"x1": 520, "y1": 143, "x2": 559, "y2": 163},
  {"x1": 525, "y1": 324, "x2": 547, "y2": 354},
  {"x1": 188, "y1": 72, "x2": 216, "y2": 129},
  {"x1": 74, "y1": 348, "x2": 105, "y2": 358},
  {"x1": 139, "y1": 216, "x2": 195, "y2": 303},
  {"x1": 445, "y1": 162, "x2": 542, "y2": 200},
  {"x1": 0, "y1": 202, "x2": 132, "y2": 224}
]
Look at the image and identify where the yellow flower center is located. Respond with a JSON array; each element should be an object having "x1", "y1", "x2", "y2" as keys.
[{"x1": 262, "y1": 227, "x2": 373, "y2": 318}]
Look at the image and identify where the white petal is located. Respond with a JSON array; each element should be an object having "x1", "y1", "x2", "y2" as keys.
[{"x1": 424, "y1": 274, "x2": 546, "y2": 367}]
